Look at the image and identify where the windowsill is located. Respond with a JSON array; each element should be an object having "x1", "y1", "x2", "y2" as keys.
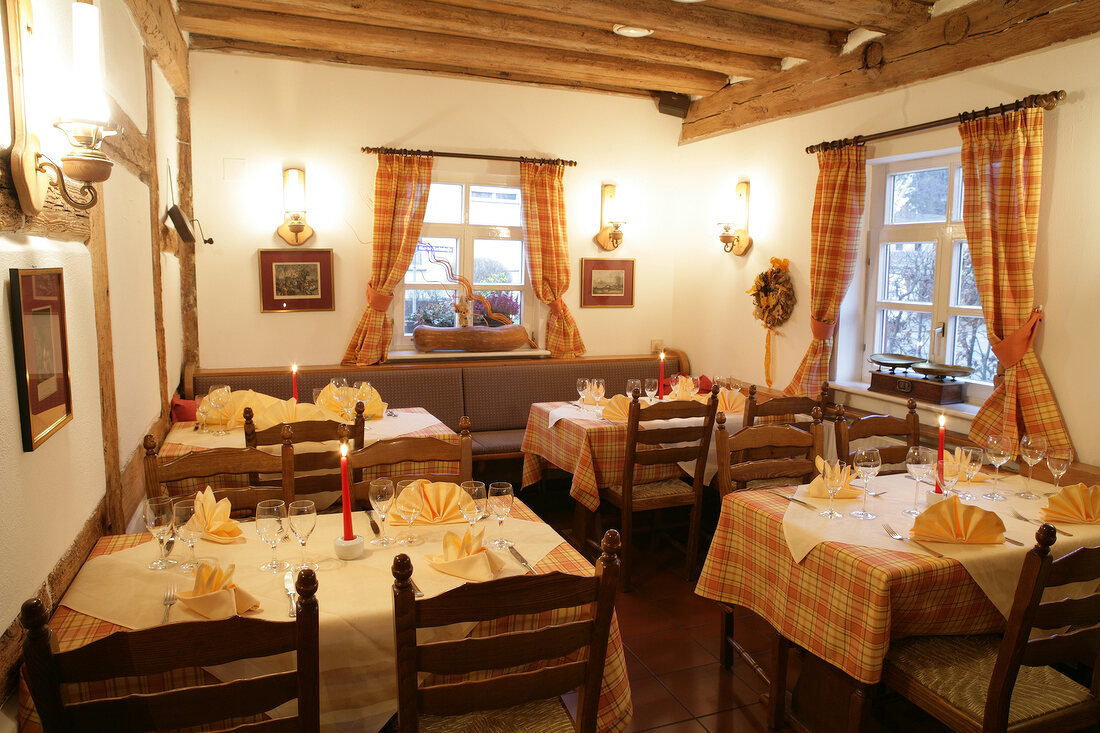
[
  {"x1": 831, "y1": 380, "x2": 979, "y2": 434},
  {"x1": 386, "y1": 348, "x2": 551, "y2": 362}
]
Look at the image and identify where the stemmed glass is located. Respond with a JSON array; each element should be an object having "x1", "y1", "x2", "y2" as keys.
[
  {"x1": 487, "y1": 482, "x2": 514, "y2": 549},
  {"x1": 460, "y1": 480, "x2": 487, "y2": 527},
  {"x1": 394, "y1": 480, "x2": 424, "y2": 545},
  {"x1": 957, "y1": 446, "x2": 983, "y2": 501},
  {"x1": 256, "y1": 499, "x2": 289, "y2": 573},
  {"x1": 288, "y1": 500, "x2": 317, "y2": 571},
  {"x1": 368, "y1": 478, "x2": 395, "y2": 546},
  {"x1": 851, "y1": 448, "x2": 880, "y2": 520},
  {"x1": 576, "y1": 378, "x2": 588, "y2": 409},
  {"x1": 1018, "y1": 434, "x2": 1047, "y2": 500},
  {"x1": 1046, "y1": 448, "x2": 1072, "y2": 494},
  {"x1": 626, "y1": 379, "x2": 642, "y2": 398},
  {"x1": 195, "y1": 390, "x2": 210, "y2": 433},
  {"x1": 591, "y1": 379, "x2": 606, "y2": 403},
  {"x1": 935, "y1": 460, "x2": 959, "y2": 497},
  {"x1": 820, "y1": 460, "x2": 846, "y2": 520},
  {"x1": 143, "y1": 496, "x2": 177, "y2": 570},
  {"x1": 353, "y1": 381, "x2": 374, "y2": 430},
  {"x1": 644, "y1": 378, "x2": 658, "y2": 400},
  {"x1": 983, "y1": 435, "x2": 1013, "y2": 502},
  {"x1": 904, "y1": 446, "x2": 935, "y2": 517},
  {"x1": 172, "y1": 500, "x2": 202, "y2": 573},
  {"x1": 205, "y1": 385, "x2": 231, "y2": 436}
]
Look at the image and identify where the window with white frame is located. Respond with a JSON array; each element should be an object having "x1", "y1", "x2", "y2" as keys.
[
  {"x1": 864, "y1": 153, "x2": 996, "y2": 398},
  {"x1": 392, "y1": 176, "x2": 536, "y2": 350}
]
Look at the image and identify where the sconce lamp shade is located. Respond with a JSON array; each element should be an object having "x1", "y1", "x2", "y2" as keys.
[
  {"x1": 69, "y1": 1, "x2": 110, "y2": 126},
  {"x1": 593, "y1": 183, "x2": 624, "y2": 251},
  {"x1": 277, "y1": 167, "x2": 315, "y2": 245},
  {"x1": 720, "y1": 181, "x2": 752, "y2": 255}
]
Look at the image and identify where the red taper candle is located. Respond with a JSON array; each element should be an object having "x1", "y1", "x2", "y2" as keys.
[
  {"x1": 936, "y1": 414, "x2": 946, "y2": 493},
  {"x1": 340, "y1": 442, "x2": 353, "y2": 540},
  {"x1": 659, "y1": 351, "x2": 665, "y2": 399},
  {"x1": 291, "y1": 363, "x2": 298, "y2": 401}
]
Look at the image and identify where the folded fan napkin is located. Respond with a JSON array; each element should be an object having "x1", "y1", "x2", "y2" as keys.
[
  {"x1": 941, "y1": 447, "x2": 992, "y2": 483},
  {"x1": 579, "y1": 383, "x2": 605, "y2": 406},
  {"x1": 1041, "y1": 483, "x2": 1100, "y2": 524},
  {"x1": 717, "y1": 387, "x2": 746, "y2": 416},
  {"x1": 186, "y1": 487, "x2": 244, "y2": 543},
  {"x1": 806, "y1": 456, "x2": 863, "y2": 499},
  {"x1": 353, "y1": 382, "x2": 387, "y2": 419},
  {"x1": 910, "y1": 495, "x2": 1005, "y2": 544},
  {"x1": 668, "y1": 375, "x2": 698, "y2": 401},
  {"x1": 389, "y1": 480, "x2": 467, "y2": 525},
  {"x1": 252, "y1": 397, "x2": 300, "y2": 431},
  {"x1": 427, "y1": 527, "x2": 505, "y2": 581},
  {"x1": 178, "y1": 563, "x2": 260, "y2": 619},
  {"x1": 599, "y1": 394, "x2": 633, "y2": 423}
]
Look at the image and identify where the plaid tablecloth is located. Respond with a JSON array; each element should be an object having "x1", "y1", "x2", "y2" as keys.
[
  {"x1": 695, "y1": 490, "x2": 1005, "y2": 685},
  {"x1": 18, "y1": 499, "x2": 632, "y2": 733},
  {"x1": 520, "y1": 402, "x2": 681, "y2": 511}
]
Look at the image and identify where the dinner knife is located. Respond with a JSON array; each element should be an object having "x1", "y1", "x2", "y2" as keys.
[
  {"x1": 365, "y1": 510, "x2": 381, "y2": 536},
  {"x1": 765, "y1": 489, "x2": 819, "y2": 512},
  {"x1": 508, "y1": 546, "x2": 535, "y2": 574},
  {"x1": 283, "y1": 572, "x2": 297, "y2": 618}
]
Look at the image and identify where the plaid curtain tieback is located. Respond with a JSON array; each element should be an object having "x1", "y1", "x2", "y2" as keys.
[
  {"x1": 810, "y1": 317, "x2": 836, "y2": 340},
  {"x1": 366, "y1": 285, "x2": 394, "y2": 312},
  {"x1": 992, "y1": 306, "x2": 1043, "y2": 368},
  {"x1": 548, "y1": 296, "x2": 565, "y2": 315}
]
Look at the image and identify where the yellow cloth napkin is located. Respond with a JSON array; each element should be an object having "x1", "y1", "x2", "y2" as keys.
[
  {"x1": 177, "y1": 562, "x2": 261, "y2": 619},
  {"x1": 427, "y1": 527, "x2": 505, "y2": 581},
  {"x1": 579, "y1": 382, "x2": 605, "y2": 406},
  {"x1": 668, "y1": 375, "x2": 698, "y2": 401},
  {"x1": 353, "y1": 382, "x2": 387, "y2": 419},
  {"x1": 807, "y1": 456, "x2": 863, "y2": 499},
  {"x1": 717, "y1": 387, "x2": 746, "y2": 416},
  {"x1": 910, "y1": 495, "x2": 1006, "y2": 544},
  {"x1": 186, "y1": 487, "x2": 244, "y2": 543},
  {"x1": 599, "y1": 394, "x2": 633, "y2": 423},
  {"x1": 316, "y1": 383, "x2": 387, "y2": 422},
  {"x1": 941, "y1": 447, "x2": 992, "y2": 483},
  {"x1": 1040, "y1": 483, "x2": 1100, "y2": 524},
  {"x1": 388, "y1": 480, "x2": 468, "y2": 525}
]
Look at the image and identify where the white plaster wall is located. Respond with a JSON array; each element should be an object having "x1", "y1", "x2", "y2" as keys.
[
  {"x1": 152, "y1": 62, "x2": 185, "y2": 395},
  {"x1": 162, "y1": 253, "x2": 183, "y2": 392},
  {"x1": 100, "y1": 0, "x2": 146, "y2": 134},
  {"x1": 0, "y1": 237, "x2": 105, "y2": 631},
  {"x1": 189, "y1": 54, "x2": 683, "y2": 366}
]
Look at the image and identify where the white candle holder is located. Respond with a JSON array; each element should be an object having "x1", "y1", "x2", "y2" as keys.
[{"x1": 333, "y1": 534, "x2": 365, "y2": 560}]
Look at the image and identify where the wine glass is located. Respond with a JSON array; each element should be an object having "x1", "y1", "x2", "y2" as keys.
[
  {"x1": 143, "y1": 496, "x2": 177, "y2": 570},
  {"x1": 576, "y1": 378, "x2": 589, "y2": 409},
  {"x1": 591, "y1": 379, "x2": 606, "y2": 402},
  {"x1": 983, "y1": 435, "x2": 1013, "y2": 502},
  {"x1": 1046, "y1": 448, "x2": 1072, "y2": 493},
  {"x1": 394, "y1": 480, "x2": 424, "y2": 545},
  {"x1": 172, "y1": 500, "x2": 202, "y2": 573},
  {"x1": 626, "y1": 379, "x2": 641, "y2": 398},
  {"x1": 487, "y1": 482, "x2": 514, "y2": 549},
  {"x1": 957, "y1": 446, "x2": 983, "y2": 501},
  {"x1": 195, "y1": 391, "x2": 210, "y2": 433},
  {"x1": 1018, "y1": 434, "x2": 1047, "y2": 500},
  {"x1": 353, "y1": 382, "x2": 375, "y2": 430},
  {"x1": 904, "y1": 446, "x2": 935, "y2": 517},
  {"x1": 820, "y1": 460, "x2": 846, "y2": 520},
  {"x1": 935, "y1": 460, "x2": 959, "y2": 497},
  {"x1": 644, "y1": 378, "x2": 658, "y2": 400},
  {"x1": 288, "y1": 500, "x2": 317, "y2": 571},
  {"x1": 368, "y1": 478, "x2": 395, "y2": 546},
  {"x1": 205, "y1": 385, "x2": 231, "y2": 436},
  {"x1": 851, "y1": 448, "x2": 880, "y2": 520},
  {"x1": 255, "y1": 499, "x2": 289, "y2": 573},
  {"x1": 460, "y1": 480, "x2": 487, "y2": 527}
]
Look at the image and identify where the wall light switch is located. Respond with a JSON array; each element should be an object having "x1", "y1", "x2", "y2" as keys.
[{"x1": 650, "y1": 339, "x2": 664, "y2": 353}]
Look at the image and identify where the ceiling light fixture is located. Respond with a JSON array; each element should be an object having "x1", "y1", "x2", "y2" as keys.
[{"x1": 612, "y1": 24, "x2": 653, "y2": 38}]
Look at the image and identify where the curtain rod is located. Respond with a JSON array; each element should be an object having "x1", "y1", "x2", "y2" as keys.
[
  {"x1": 804, "y1": 90, "x2": 1067, "y2": 154},
  {"x1": 361, "y1": 146, "x2": 577, "y2": 167}
]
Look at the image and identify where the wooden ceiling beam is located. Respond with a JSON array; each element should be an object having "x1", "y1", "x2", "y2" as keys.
[
  {"x1": 705, "y1": 0, "x2": 931, "y2": 33},
  {"x1": 681, "y1": 0, "x2": 1100, "y2": 143},
  {"x1": 192, "y1": 0, "x2": 780, "y2": 76},
  {"x1": 427, "y1": 0, "x2": 840, "y2": 60},
  {"x1": 178, "y1": 3, "x2": 729, "y2": 95},
  {"x1": 119, "y1": 0, "x2": 189, "y2": 97}
]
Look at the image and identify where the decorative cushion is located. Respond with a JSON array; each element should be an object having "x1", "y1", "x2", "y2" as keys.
[
  {"x1": 170, "y1": 396, "x2": 197, "y2": 422},
  {"x1": 419, "y1": 697, "x2": 575, "y2": 732},
  {"x1": 886, "y1": 635, "x2": 1094, "y2": 726},
  {"x1": 471, "y1": 429, "x2": 525, "y2": 455},
  {"x1": 607, "y1": 478, "x2": 693, "y2": 502}
]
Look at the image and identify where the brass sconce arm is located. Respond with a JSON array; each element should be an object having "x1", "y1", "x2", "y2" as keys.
[{"x1": 35, "y1": 154, "x2": 99, "y2": 210}]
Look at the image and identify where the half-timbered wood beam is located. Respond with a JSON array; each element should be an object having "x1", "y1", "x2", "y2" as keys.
[
  {"x1": 119, "y1": 0, "x2": 189, "y2": 97},
  {"x1": 705, "y1": 0, "x2": 931, "y2": 33},
  {"x1": 103, "y1": 98, "x2": 152, "y2": 185},
  {"x1": 681, "y1": 0, "x2": 1100, "y2": 143}
]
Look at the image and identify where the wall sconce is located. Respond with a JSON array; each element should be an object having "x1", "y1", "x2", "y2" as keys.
[
  {"x1": 593, "y1": 183, "x2": 624, "y2": 251},
  {"x1": 276, "y1": 168, "x2": 314, "y2": 245},
  {"x1": 8, "y1": 0, "x2": 117, "y2": 216},
  {"x1": 718, "y1": 181, "x2": 753, "y2": 256}
]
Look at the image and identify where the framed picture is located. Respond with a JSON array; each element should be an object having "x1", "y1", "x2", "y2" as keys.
[
  {"x1": 258, "y1": 249, "x2": 334, "y2": 312},
  {"x1": 8, "y1": 268, "x2": 73, "y2": 451},
  {"x1": 580, "y1": 258, "x2": 634, "y2": 307}
]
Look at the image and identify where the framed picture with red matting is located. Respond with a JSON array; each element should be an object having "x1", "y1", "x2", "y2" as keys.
[
  {"x1": 580, "y1": 258, "x2": 634, "y2": 308},
  {"x1": 259, "y1": 249, "x2": 334, "y2": 312}
]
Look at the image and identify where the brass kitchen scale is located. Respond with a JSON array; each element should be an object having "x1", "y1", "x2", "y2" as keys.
[{"x1": 868, "y1": 354, "x2": 973, "y2": 404}]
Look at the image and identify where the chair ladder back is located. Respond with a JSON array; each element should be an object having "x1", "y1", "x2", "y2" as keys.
[
  {"x1": 415, "y1": 571, "x2": 598, "y2": 627},
  {"x1": 716, "y1": 411, "x2": 822, "y2": 495},
  {"x1": 245, "y1": 402, "x2": 365, "y2": 449},
  {"x1": 743, "y1": 382, "x2": 828, "y2": 426},
  {"x1": 417, "y1": 621, "x2": 595, "y2": 675},
  {"x1": 835, "y1": 400, "x2": 920, "y2": 468}
]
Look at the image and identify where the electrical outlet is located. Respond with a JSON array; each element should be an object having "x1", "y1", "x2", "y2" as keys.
[{"x1": 650, "y1": 339, "x2": 664, "y2": 354}]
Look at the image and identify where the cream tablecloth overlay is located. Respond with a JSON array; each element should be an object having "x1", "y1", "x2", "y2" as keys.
[
  {"x1": 780, "y1": 472, "x2": 1100, "y2": 616},
  {"x1": 60, "y1": 512, "x2": 566, "y2": 732}
]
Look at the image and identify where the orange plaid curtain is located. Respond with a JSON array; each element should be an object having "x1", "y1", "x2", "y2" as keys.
[
  {"x1": 342, "y1": 153, "x2": 434, "y2": 365},
  {"x1": 520, "y1": 161, "x2": 586, "y2": 357},
  {"x1": 785, "y1": 146, "x2": 866, "y2": 397},
  {"x1": 960, "y1": 109, "x2": 1071, "y2": 452}
]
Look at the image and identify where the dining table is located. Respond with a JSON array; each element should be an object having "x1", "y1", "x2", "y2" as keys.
[
  {"x1": 695, "y1": 470, "x2": 1100, "y2": 732},
  {"x1": 18, "y1": 498, "x2": 633, "y2": 733}
]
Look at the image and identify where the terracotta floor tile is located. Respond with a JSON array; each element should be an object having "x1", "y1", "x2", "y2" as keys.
[
  {"x1": 685, "y1": 621, "x2": 722, "y2": 659},
  {"x1": 624, "y1": 648, "x2": 651, "y2": 681},
  {"x1": 627, "y1": 628, "x2": 717, "y2": 676},
  {"x1": 633, "y1": 720, "x2": 709, "y2": 733},
  {"x1": 617, "y1": 592, "x2": 681, "y2": 639},
  {"x1": 623, "y1": 676, "x2": 694, "y2": 732},
  {"x1": 698, "y1": 702, "x2": 791, "y2": 733},
  {"x1": 659, "y1": 662, "x2": 763, "y2": 718},
  {"x1": 659, "y1": 589, "x2": 725, "y2": 628}
]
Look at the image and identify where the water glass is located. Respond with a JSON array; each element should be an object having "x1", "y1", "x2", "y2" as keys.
[
  {"x1": 487, "y1": 482, "x2": 514, "y2": 549},
  {"x1": 626, "y1": 379, "x2": 642, "y2": 398},
  {"x1": 983, "y1": 435, "x2": 1013, "y2": 501},
  {"x1": 288, "y1": 500, "x2": 317, "y2": 571},
  {"x1": 851, "y1": 448, "x2": 880, "y2": 520},
  {"x1": 1018, "y1": 434, "x2": 1047, "y2": 499},
  {"x1": 1046, "y1": 449, "x2": 1072, "y2": 492},
  {"x1": 143, "y1": 496, "x2": 177, "y2": 570},
  {"x1": 460, "y1": 480, "x2": 487, "y2": 527},
  {"x1": 205, "y1": 385, "x2": 232, "y2": 436},
  {"x1": 590, "y1": 378, "x2": 606, "y2": 403},
  {"x1": 576, "y1": 378, "x2": 588, "y2": 409},
  {"x1": 820, "y1": 460, "x2": 845, "y2": 520},
  {"x1": 256, "y1": 499, "x2": 289, "y2": 573},
  {"x1": 369, "y1": 478, "x2": 395, "y2": 546},
  {"x1": 394, "y1": 480, "x2": 424, "y2": 545},
  {"x1": 644, "y1": 378, "x2": 658, "y2": 400},
  {"x1": 172, "y1": 500, "x2": 202, "y2": 572},
  {"x1": 957, "y1": 446, "x2": 983, "y2": 501},
  {"x1": 904, "y1": 446, "x2": 935, "y2": 517},
  {"x1": 935, "y1": 460, "x2": 959, "y2": 497},
  {"x1": 195, "y1": 392, "x2": 210, "y2": 433}
]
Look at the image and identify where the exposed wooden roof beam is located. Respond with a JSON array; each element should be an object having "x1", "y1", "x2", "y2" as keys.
[
  {"x1": 119, "y1": 0, "x2": 189, "y2": 97},
  {"x1": 195, "y1": 0, "x2": 780, "y2": 76},
  {"x1": 706, "y1": 0, "x2": 931, "y2": 33},
  {"x1": 681, "y1": 0, "x2": 1100, "y2": 143}
]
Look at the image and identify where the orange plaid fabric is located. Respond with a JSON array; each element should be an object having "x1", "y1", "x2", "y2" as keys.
[
  {"x1": 960, "y1": 109, "x2": 1072, "y2": 452},
  {"x1": 343, "y1": 153, "x2": 434, "y2": 365},
  {"x1": 520, "y1": 162, "x2": 586, "y2": 358},
  {"x1": 785, "y1": 146, "x2": 866, "y2": 397},
  {"x1": 696, "y1": 491, "x2": 1004, "y2": 684}
]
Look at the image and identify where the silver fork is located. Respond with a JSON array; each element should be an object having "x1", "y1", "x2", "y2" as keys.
[
  {"x1": 882, "y1": 523, "x2": 945, "y2": 558},
  {"x1": 161, "y1": 584, "x2": 178, "y2": 624},
  {"x1": 1010, "y1": 507, "x2": 1073, "y2": 537}
]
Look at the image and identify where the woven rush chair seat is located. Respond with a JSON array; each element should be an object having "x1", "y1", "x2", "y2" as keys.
[
  {"x1": 886, "y1": 635, "x2": 1093, "y2": 727},
  {"x1": 606, "y1": 477, "x2": 693, "y2": 502},
  {"x1": 419, "y1": 698, "x2": 575, "y2": 732}
]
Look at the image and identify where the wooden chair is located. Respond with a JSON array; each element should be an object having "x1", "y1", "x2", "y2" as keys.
[
  {"x1": 347, "y1": 416, "x2": 472, "y2": 510},
  {"x1": 715, "y1": 407, "x2": 823, "y2": 497},
  {"x1": 20, "y1": 568, "x2": 321, "y2": 733},
  {"x1": 599, "y1": 388, "x2": 719, "y2": 592},
  {"x1": 142, "y1": 425, "x2": 295, "y2": 511},
  {"x1": 834, "y1": 399, "x2": 920, "y2": 473},
  {"x1": 880, "y1": 524, "x2": 1100, "y2": 732},
  {"x1": 392, "y1": 530, "x2": 621, "y2": 732},
  {"x1": 743, "y1": 382, "x2": 829, "y2": 460}
]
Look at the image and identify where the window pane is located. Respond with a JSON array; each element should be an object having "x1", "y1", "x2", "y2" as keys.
[
  {"x1": 883, "y1": 242, "x2": 935, "y2": 303},
  {"x1": 469, "y1": 185, "x2": 522, "y2": 226},
  {"x1": 953, "y1": 240, "x2": 980, "y2": 307},
  {"x1": 405, "y1": 237, "x2": 458, "y2": 284},
  {"x1": 472, "y1": 289, "x2": 522, "y2": 326},
  {"x1": 952, "y1": 166, "x2": 964, "y2": 222},
  {"x1": 424, "y1": 183, "x2": 463, "y2": 224},
  {"x1": 950, "y1": 315, "x2": 995, "y2": 383},
  {"x1": 886, "y1": 167, "x2": 948, "y2": 224},
  {"x1": 881, "y1": 309, "x2": 930, "y2": 359},
  {"x1": 473, "y1": 239, "x2": 524, "y2": 285},
  {"x1": 403, "y1": 289, "x2": 456, "y2": 335}
]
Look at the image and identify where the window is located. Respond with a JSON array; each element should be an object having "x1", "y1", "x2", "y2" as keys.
[
  {"x1": 864, "y1": 154, "x2": 995, "y2": 396},
  {"x1": 392, "y1": 177, "x2": 536, "y2": 349}
]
